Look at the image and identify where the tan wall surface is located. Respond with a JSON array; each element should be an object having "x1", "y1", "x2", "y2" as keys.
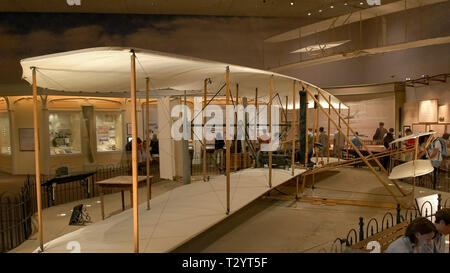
[{"x1": 0, "y1": 155, "x2": 11, "y2": 173}]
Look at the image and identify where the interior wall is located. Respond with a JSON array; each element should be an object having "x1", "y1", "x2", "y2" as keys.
[
  {"x1": 406, "y1": 81, "x2": 450, "y2": 105},
  {"x1": 1, "y1": 95, "x2": 159, "y2": 175},
  {"x1": 403, "y1": 81, "x2": 450, "y2": 134},
  {"x1": 337, "y1": 93, "x2": 396, "y2": 140},
  {"x1": 9, "y1": 97, "x2": 45, "y2": 175}
]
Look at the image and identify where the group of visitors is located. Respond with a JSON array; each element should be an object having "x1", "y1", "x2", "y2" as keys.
[
  {"x1": 125, "y1": 134, "x2": 160, "y2": 171},
  {"x1": 386, "y1": 208, "x2": 450, "y2": 253}
]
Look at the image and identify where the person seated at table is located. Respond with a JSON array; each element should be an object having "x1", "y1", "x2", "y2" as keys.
[
  {"x1": 385, "y1": 217, "x2": 437, "y2": 253},
  {"x1": 351, "y1": 132, "x2": 362, "y2": 150},
  {"x1": 372, "y1": 122, "x2": 388, "y2": 145}
]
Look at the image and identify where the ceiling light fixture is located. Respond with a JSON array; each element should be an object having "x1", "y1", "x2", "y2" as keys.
[
  {"x1": 360, "y1": 2, "x2": 364, "y2": 5},
  {"x1": 344, "y1": 2, "x2": 348, "y2": 6},
  {"x1": 307, "y1": 12, "x2": 311, "y2": 16},
  {"x1": 318, "y1": 9, "x2": 322, "y2": 13},
  {"x1": 330, "y1": 5, "x2": 334, "y2": 8},
  {"x1": 290, "y1": 2, "x2": 294, "y2": 6}
]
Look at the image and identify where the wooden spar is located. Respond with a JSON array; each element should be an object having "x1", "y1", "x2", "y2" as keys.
[
  {"x1": 225, "y1": 67, "x2": 231, "y2": 214},
  {"x1": 315, "y1": 93, "x2": 320, "y2": 163},
  {"x1": 234, "y1": 84, "x2": 239, "y2": 170},
  {"x1": 347, "y1": 107, "x2": 350, "y2": 159},
  {"x1": 308, "y1": 148, "x2": 410, "y2": 175},
  {"x1": 269, "y1": 75, "x2": 273, "y2": 188},
  {"x1": 285, "y1": 95, "x2": 288, "y2": 155},
  {"x1": 203, "y1": 79, "x2": 207, "y2": 181},
  {"x1": 301, "y1": 84, "x2": 403, "y2": 205},
  {"x1": 301, "y1": 173, "x2": 307, "y2": 192},
  {"x1": 145, "y1": 77, "x2": 151, "y2": 210},
  {"x1": 130, "y1": 51, "x2": 139, "y2": 253},
  {"x1": 316, "y1": 89, "x2": 393, "y2": 177},
  {"x1": 285, "y1": 95, "x2": 289, "y2": 125},
  {"x1": 291, "y1": 80, "x2": 296, "y2": 176},
  {"x1": 304, "y1": 91, "x2": 309, "y2": 168},
  {"x1": 31, "y1": 67, "x2": 43, "y2": 252},
  {"x1": 413, "y1": 137, "x2": 419, "y2": 199},
  {"x1": 316, "y1": 88, "x2": 406, "y2": 196},
  {"x1": 327, "y1": 95, "x2": 331, "y2": 164},
  {"x1": 338, "y1": 102, "x2": 341, "y2": 163},
  {"x1": 254, "y1": 87, "x2": 258, "y2": 164},
  {"x1": 314, "y1": 147, "x2": 409, "y2": 171}
]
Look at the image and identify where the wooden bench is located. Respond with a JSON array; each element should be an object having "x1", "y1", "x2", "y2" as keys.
[{"x1": 350, "y1": 221, "x2": 409, "y2": 253}]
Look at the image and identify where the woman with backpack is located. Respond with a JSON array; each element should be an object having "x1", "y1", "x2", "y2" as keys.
[{"x1": 418, "y1": 132, "x2": 443, "y2": 188}]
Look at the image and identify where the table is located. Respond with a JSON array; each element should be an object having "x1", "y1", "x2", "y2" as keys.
[
  {"x1": 41, "y1": 171, "x2": 96, "y2": 207},
  {"x1": 96, "y1": 176, "x2": 152, "y2": 220}
]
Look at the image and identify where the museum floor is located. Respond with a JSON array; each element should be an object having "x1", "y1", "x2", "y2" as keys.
[{"x1": 8, "y1": 167, "x2": 450, "y2": 253}]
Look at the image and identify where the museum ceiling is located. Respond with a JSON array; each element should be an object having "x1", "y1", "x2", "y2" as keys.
[{"x1": 1, "y1": 0, "x2": 400, "y2": 18}]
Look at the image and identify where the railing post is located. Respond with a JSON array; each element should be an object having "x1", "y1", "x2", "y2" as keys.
[
  {"x1": 359, "y1": 217, "x2": 364, "y2": 241},
  {"x1": 21, "y1": 192, "x2": 28, "y2": 239},
  {"x1": 438, "y1": 193, "x2": 442, "y2": 210},
  {"x1": 396, "y1": 203, "x2": 401, "y2": 224}
]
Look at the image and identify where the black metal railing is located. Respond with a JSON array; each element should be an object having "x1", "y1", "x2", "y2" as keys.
[
  {"x1": 328, "y1": 194, "x2": 450, "y2": 253},
  {"x1": 0, "y1": 182, "x2": 34, "y2": 253},
  {"x1": 0, "y1": 154, "x2": 234, "y2": 253},
  {"x1": 0, "y1": 162, "x2": 157, "y2": 253}
]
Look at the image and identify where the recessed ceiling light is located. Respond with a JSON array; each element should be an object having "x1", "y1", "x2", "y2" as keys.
[
  {"x1": 318, "y1": 9, "x2": 322, "y2": 13},
  {"x1": 307, "y1": 12, "x2": 311, "y2": 16},
  {"x1": 360, "y1": 2, "x2": 364, "y2": 5},
  {"x1": 344, "y1": 2, "x2": 348, "y2": 6},
  {"x1": 330, "y1": 5, "x2": 334, "y2": 8},
  {"x1": 290, "y1": 2, "x2": 294, "y2": 5}
]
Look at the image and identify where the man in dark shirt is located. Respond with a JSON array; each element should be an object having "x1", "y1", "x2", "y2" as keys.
[
  {"x1": 373, "y1": 122, "x2": 388, "y2": 144},
  {"x1": 383, "y1": 128, "x2": 395, "y2": 149},
  {"x1": 382, "y1": 128, "x2": 395, "y2": 170}
]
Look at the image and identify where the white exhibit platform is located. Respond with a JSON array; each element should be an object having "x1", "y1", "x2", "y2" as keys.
[{"x1": 35, "y1": 168, "x2": 305, "y2": 253}]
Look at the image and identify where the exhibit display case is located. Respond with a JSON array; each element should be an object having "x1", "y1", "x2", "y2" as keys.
[
  {"x1": 96, "y1": 112, "x2": 123, "y2": 152},
  {"x1": 0, "y1": 112, "x2": 11, "y2": 155},
  {"x1": 49, "y1": 112, "x2": 82, "y2": 155}
]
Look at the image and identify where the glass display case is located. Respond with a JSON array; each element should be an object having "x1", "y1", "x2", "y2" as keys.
[
  {"x1": 49, "y1": 112, "x2": 81, "y2": 155},
  {"x1": 0, "y1": 112, "x2": 11, "y2": 155},
  {"x1": 96, "y1": 112, "x2": 123, "y2": 152}
]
